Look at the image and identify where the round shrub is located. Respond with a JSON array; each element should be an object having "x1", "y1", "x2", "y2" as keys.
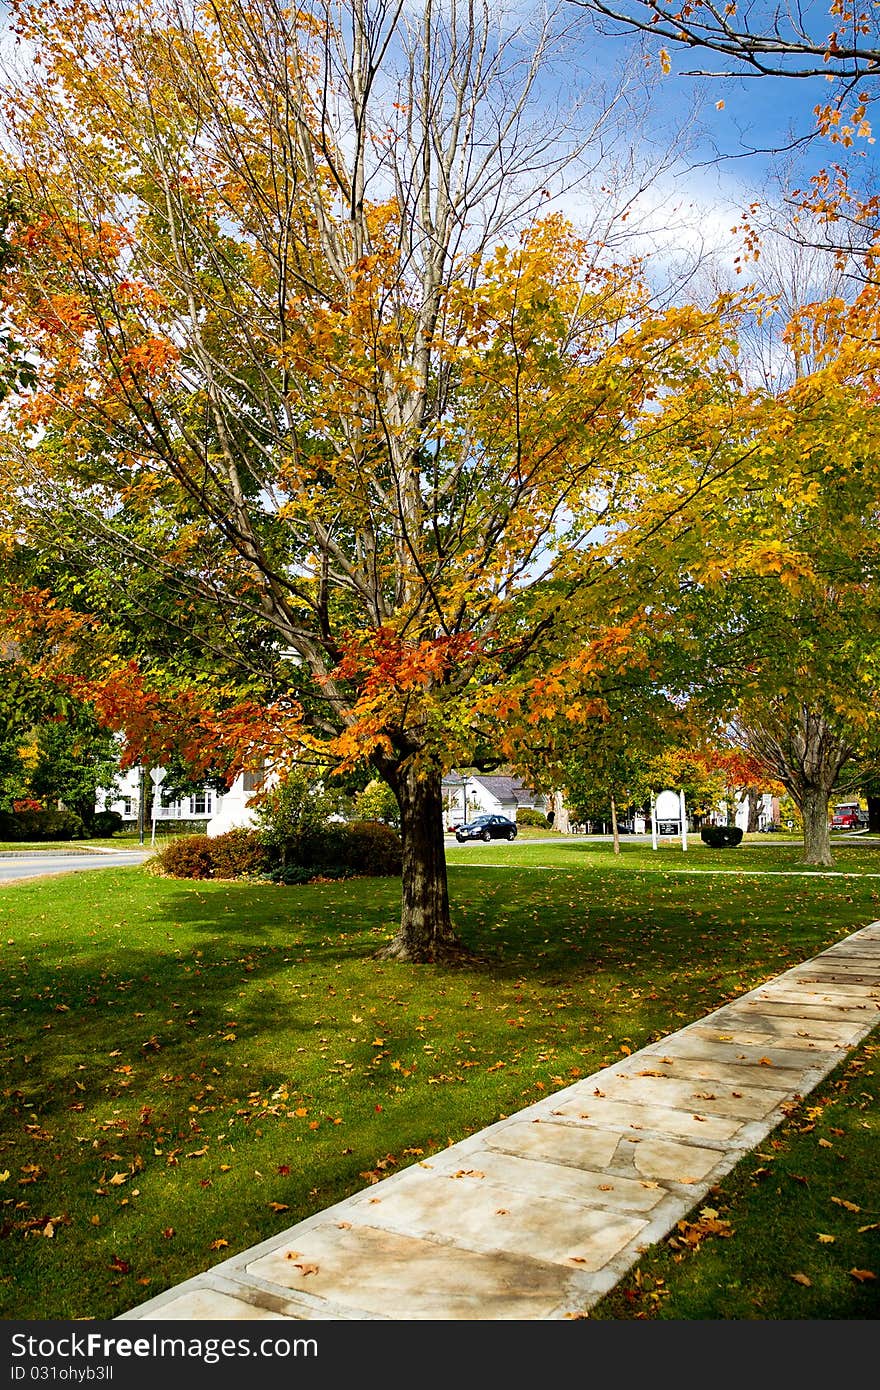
[
  {"x1": 700, "y1": 825, "x2": 744, "y2": 849},
  {"x1": 155, "y1": 834, "x2": 216, "y2": 879},
  {"x1": 208, "y1": 828, "x2": 268, "y2": 879},
  {"x1": 92, "y1": 810, "x2": 125, "y2": 837},
  {"x1": 515, "y1": 807, "x2": 551, "y2": 827},
  {"x1": 342, "y1": 820, "x2": 404, "y2": 875}
]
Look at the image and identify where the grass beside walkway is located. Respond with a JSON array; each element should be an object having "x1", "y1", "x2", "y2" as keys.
[{"x1": 1, "y1": 841, "x2": 878, "y2": 1319}]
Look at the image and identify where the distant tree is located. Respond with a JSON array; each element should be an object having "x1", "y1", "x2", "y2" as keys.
[{"x1": 27, "y1": 711, "x2": 120, "y2": 829}]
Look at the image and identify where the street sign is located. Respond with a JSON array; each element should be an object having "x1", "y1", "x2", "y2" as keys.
[
  {"x1": 654, "y1": 789, "x2": 680, "y2": 820},
  {"x1": 150, "y1": 768, "x2": 166, "y2": 785}
]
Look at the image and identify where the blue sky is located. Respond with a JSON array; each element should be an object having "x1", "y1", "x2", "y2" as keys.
[{"x1": 549, "y1": 13, "x2": 880, "y2": 283}]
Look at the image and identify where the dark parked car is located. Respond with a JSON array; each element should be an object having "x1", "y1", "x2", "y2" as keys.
[{"x1": 455, "y1": 814, "x2": 518, "y2": 843}]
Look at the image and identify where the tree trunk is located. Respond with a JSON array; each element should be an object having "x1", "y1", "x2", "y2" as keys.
[
  {"x1": 740, "y1": 703, "x2": 853, "y2": 870},
  {"x1": 610, "y1": 792, "x2": 620, "y2": 855},
  {"x1": 746, "y1": 786, "x2": 760, "y2": 833},
  {"x1": 798, "y1": 785, "x2": 833, "y2": 866},
  {"x1": 868, "y1": 795, "x2": 880, "y2": 834},
  {"x1": 552, "y1": 789, "x2": 571, "y2": 834},
  {"x1": 374, "y1": 758, "x2": 466, "y2": 963}
]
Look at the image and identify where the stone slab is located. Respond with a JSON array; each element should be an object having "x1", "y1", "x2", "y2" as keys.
[
  {"x1": 686, "y1": 1024, "x2": 845, "y2": 1053},
  {"x1": 765, "y1": 980, "x2": 880, "y2": 997},
  {"x1": 797, "y1": 970, "x2": 880, "y2": 985},
  {"x1": 345, "y1": 1168, "x2": 648, "y2": 1266},
  {"x1": 740, "y1": 999, "x2": 878, "y2": 1021},
  {"x1": 485, "y1": 1118, "x2": 620, "y2": 1170},
  {"x1": 140, "y1": 1289, "x2": 293, "y2": 1320},
  {"x1": 651, "y1": 1032, "x2": 842, "y2": 1066},
  {"x1": 633, "y1": 1052, "x2": 806, "y2": 1090},
  {"x1": 629, "y1": 1137, "x2": 724, "y2": 1184},
  {"x1": 247, "y1": 1222, "x2": 576, "y2": 1320},
  {"x1": 591, "y1": 1072, "x2": 788, "y2": 1120},
  {"x1": 549, "y1": 1094, "x2": 744, "y2": 1142},
  {"x1": 705, "y1": 1012, "x2": 864, "y2": 1042},
  {"x1": 424, "y1": 1146, "x2": 666, "y2": 1215}
]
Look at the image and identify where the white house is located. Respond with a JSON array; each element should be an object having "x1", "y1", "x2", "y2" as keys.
[
  {"x1": 98, "y1": 766, "x2": 220, "y2": 827},
  {"x1": 205, "y1": 769, "x2": 268, "y2": 836},
  {"x1": 441, "y1": 772, "x2": 547, "y2": 828}
]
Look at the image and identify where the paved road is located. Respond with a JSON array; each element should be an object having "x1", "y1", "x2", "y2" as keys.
[{"x1": 0, "y1": 850, "x2": 152, "y2": 881}]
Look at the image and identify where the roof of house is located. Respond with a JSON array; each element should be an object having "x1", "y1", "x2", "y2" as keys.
[{"x1": 442, "y1": 772, "x2": 539, "y2": 804}]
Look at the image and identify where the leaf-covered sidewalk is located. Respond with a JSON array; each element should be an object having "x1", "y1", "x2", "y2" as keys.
[{"x1": 119, "y1": 921, "x2": 880, "y2": 1321}]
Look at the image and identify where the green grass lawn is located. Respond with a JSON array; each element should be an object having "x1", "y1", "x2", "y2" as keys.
[{"x1": 1, "y1": 837, "x2": 878, "y2": 1320}]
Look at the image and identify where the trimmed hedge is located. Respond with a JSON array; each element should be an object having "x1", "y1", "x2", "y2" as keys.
[
  {"x1": 267, "y1": 819, "x2": 403, "y2": 884},
  {"x1": 154, "y1": 835, "x2": 216, "y2": 879},
  {"x1": 208, "y1": 828, "x2": 269, "y2": 879},
  {"x1": 154, "y1": 822, "x2": 401, "y2": 884},
  {"x1": 700, "y1": 825, "x2": 744, "y2": 849},
  {"x1": 0, "y1": 808, "x2": 86, "y2": 841}
]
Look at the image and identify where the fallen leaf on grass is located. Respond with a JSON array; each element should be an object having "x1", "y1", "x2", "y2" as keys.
[
  {"x1": 108, "y1": 1173, "x2": 127, "y2": 1186},
  {"x1": 858, "y1": 1223, "x2": 880, "y2": 1233},
  {"x1": 268, "y1": 1203, "x2": 289, "y2": 1213},
  {"x1": 109, "y1": 1256, "x2": 130, "y2": 1274},
  {"x1": 831, "y1": 1197, "x2": 861, "y2": 1213},
  {"x1": 850, "y1": 1268, "x2": 876, "y2": 1283},
  {"x1": 817, "y1": 1234, "x2": 836, "y2": 1244},
  {"x1": 818, "y1": 1138, "x2": 833, "y2": 1149},
  {"x1": 789, "y1": 1272, "x2": 812, "y2": 1287},
  {"x1": 208, "y1": 1238, "x2": 229, "y2": 1251}
]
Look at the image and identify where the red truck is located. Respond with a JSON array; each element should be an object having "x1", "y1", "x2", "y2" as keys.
[{"x1": 831, "y1": 803, "x2": 866, "y2": 829}]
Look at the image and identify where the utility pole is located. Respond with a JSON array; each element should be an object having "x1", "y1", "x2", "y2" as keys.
[{"x1": 137, "y1": 768, "x2": 145, "y2": 845}]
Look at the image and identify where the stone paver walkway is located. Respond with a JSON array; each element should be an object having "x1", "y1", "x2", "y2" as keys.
[{"x1": 118, "y1": 921, "x2": 880, "y2": 1322}]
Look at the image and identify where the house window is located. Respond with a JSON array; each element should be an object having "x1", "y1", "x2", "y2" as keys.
[
  {"x1": 122, "y1": 797, "x2": 133, "y2": 817},
  {"x1": 189, "y1": 791, "x2": 212, "y2": 815}
]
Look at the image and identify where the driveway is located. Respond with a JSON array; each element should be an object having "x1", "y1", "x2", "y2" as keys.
[{"x1": 0, "y1": 849, "x2": 152, "y2": 882}]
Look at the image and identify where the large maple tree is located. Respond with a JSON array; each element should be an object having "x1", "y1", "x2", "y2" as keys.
[{"x1": 0, "y1": 0, "x2": 752, "y2": 959}]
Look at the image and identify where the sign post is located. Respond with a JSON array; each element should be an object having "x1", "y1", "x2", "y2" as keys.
[
  {"x1": 679, "y1": 789, "x2": 688, "y2": 852},
  {"x1": 149, "y1": 767, "x2": 166, "y2": 847}
]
